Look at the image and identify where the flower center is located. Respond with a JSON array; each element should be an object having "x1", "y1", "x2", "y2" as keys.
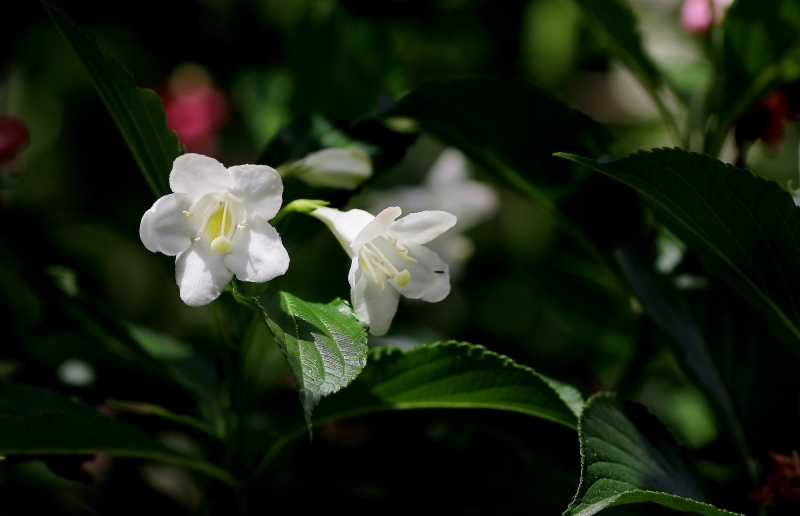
[
  {"x1": 358, "y1": 235, "x2": 417, "y2": 291},
  {"x1": 183, "y1": 192, "x2": 246, "y2": 253}
]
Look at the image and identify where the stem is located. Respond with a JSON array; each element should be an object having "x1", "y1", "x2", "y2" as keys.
[{"x1": 270, "y1": 199, "x2": 329, "y2": 227}]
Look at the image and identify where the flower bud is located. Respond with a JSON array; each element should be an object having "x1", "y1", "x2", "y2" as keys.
[{"x1": 279, "y1": 147, "x2": 372, "y2": 190}]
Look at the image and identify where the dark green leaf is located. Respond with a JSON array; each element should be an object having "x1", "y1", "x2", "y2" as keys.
[
  {"x1": 689, "y1": 280, "x2": 800, "y2": 460},
  {"x1": 252, "y1": 342, "x2": 583, "y2": 479},
  {"x1": 316, "y1": 342, "x2": 583, "y2": 425},
  {"x1": 616, "y1": 242, "x2": 754, "y2": 480},
  {"x1": 386, "y1": 78, "x2": 621, "y2": 192},
  {"x1": 558, "y1": 148, "x2": 800, "y2": 357},
  {"x1": 566, "y1": 393, "x2": 741, "y2": 516},
  {"x1": 0, "y1": 384, "x2": 236, "y2": 487},
  {"x1": 249, "y1": 291, "x2": 369, "y2": 430},
  {"x1": 710, "y1": 0, "x2": 800, "y2": 152},
  {"x1": 42, "y1": 1, "x2": 183, "y2": 197}
]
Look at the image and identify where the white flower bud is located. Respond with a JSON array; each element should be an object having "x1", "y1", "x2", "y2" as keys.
[{"x1": 279, "y1": 147, "x2": 372, "y2": 191}]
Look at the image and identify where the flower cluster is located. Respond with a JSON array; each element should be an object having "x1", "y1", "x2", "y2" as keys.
[{"x1": 141, "y1": 151, "x2": 457, "y2": 336}]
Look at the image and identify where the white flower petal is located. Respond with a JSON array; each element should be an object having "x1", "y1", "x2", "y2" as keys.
[
  {"x1": 228, "y1": 164, "x2": 283, "y2": 220},
  {"x1": 224, "y1": 217, "x2": 290, "y2": 283},
  {"x1": 390, "y1": 210, "x2": 457, "y2": 245},
  {"x1": 175, "y1": 244, "x2": 233, "y2": 306},
  {"x1": 140, "y1": 193, "x2": 194, "y2": 256},
  {"x1": 169, "y1": 154, "x2": 233, "y2": 198},
  {"x1": 351, "y1": 265, "x2": 400, "y2": 336},
  {"x1": 312, "y1": 207, "x2": 375, "y2": 251},
  {"x1": 426, "y1": 234, "x2": 473, "y2": 280},
  {"x1": 374, "y1": 240, "x2": 450, "y2": 302},
  {"x1": 352, "y1": 206, "x2": 401, "y2": 250}
]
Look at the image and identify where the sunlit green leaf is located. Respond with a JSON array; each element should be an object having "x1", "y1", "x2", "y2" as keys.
[
  {"x1": 248, "y1": 291, "x2": 369, "y2": 430},
  {"x1": 566, "y1": 393, "x2": 742, "y2": 516},
  {"x1": 42, "y1": 1, "x2": 183, "y2": 197},
  {"x1": 558, "y1": 148, "x2": 800, "y2": 357},
  {"x1": 315, "y1": 342, "x2": 583, "y2": 425}
]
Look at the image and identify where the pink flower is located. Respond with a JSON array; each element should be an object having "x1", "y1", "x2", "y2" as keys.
[
  {"x1": 0, "y1": 116, "x2": 29, "y2": 163},
  {"x1": 680, "y1": 0, "x2": 733, "y2": 34},
  {"x1": 161, "y1": 64, "x2": 228, "y2": 156}
]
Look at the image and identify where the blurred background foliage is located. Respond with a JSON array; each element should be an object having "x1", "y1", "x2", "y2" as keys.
[{"x1": 1, "y1": 0, "x2": 798, "y2": 513}]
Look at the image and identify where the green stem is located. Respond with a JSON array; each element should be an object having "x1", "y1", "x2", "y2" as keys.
[{"x1": 270, "y1": 199, "x2": 329, "y2": 227}]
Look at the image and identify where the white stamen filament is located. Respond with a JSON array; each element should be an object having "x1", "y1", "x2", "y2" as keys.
[
  {"x1": 387, "y1": 234, "x2": 417, "y2": 263},
  {"x1": 359, "y1": 238, "x2": 413, "y2": 289}
]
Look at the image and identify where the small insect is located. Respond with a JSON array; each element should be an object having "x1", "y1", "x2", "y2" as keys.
[{"x1": 434, "y1": 270, "x2": 444, "y2": 274}]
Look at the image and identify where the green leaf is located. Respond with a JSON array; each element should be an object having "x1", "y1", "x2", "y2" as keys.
[
  {"x1": 315, "y1": 342, "x2": 583, "y2": 425},
  {"x1": 616, "y1": 242, "x2": 755, "y2": 480},
  {"x1": 566, "y1": 393, "x2": 742, "y2": 516},
  {"x1": 252, "y1": 342, "x2": 583, "y2": 479},
  {"x1": 248, "y1": 291, "x2": 369, "y2": 430},
  {"x1": 690, "y1": 280, "x2": 800, "y2": 465},
  {"x1": 42, "y1": 1, "x2": 183, "y2": 197},
  {"x1": 557, "y1": 148, "x2": 800, "y2": 357},
  {"x1": 0, "y1": 384, "x2": 237, "y2": 487},
  {"x1": 386, "y1": 78, "x2": 620, "y2": 193},
  {"x1": 570, "y1": 0, "x2": 678, "y2": 138},
  {"x1": 710, "y1": 0, "x2": 800, "y2": 153}
]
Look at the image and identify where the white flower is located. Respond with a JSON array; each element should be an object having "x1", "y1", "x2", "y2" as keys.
[
  {"x1": 140, "y1": 153, "x2": 290, "y2": 306},
  {"x1": 278, "y1": 147, "x2": 372, "y2": 190},
  {"x1": 311, "y1": 205, "x2": 456, "y2": 336},
  {"x1": 368, "y1": 148, "x2": 497, "y2": 278}
]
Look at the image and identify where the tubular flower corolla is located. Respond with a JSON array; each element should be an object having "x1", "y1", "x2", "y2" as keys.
[
  {"x1": 311, "y1": 206, "x2": 456, "y2": 336},
  {"x1": 140, "y1": 153, "x2": 290, "y2": 306}
]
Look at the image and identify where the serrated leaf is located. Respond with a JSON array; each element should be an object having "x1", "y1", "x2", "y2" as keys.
[
  {"x1": 566, "y1": 393, "x2": 742, "y2": 516},
  {"x1": 249, "y1": 291, "x2": 368, "y2": 430},
  {"x1": 42, "y1": 1, "x2": 183, "y2": 197},
  {"x1": 386, "y1": 78, "x2": 620, "y2": 192},
  {"x1": 315, "y1": 342, "x2": 583, "y2": 426},
  {"x1": 557, "y1": 148, "x2": 800, "y2": 357},
  {"x1": 710, "y1": 0, "x2": 800, "y2": 152},
  {"x1": 0, "y1": 384, "x2": 236, "y2": 486},
  {"x1": 253, "y1": 342, "x2": 583, "y2": 478}
]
